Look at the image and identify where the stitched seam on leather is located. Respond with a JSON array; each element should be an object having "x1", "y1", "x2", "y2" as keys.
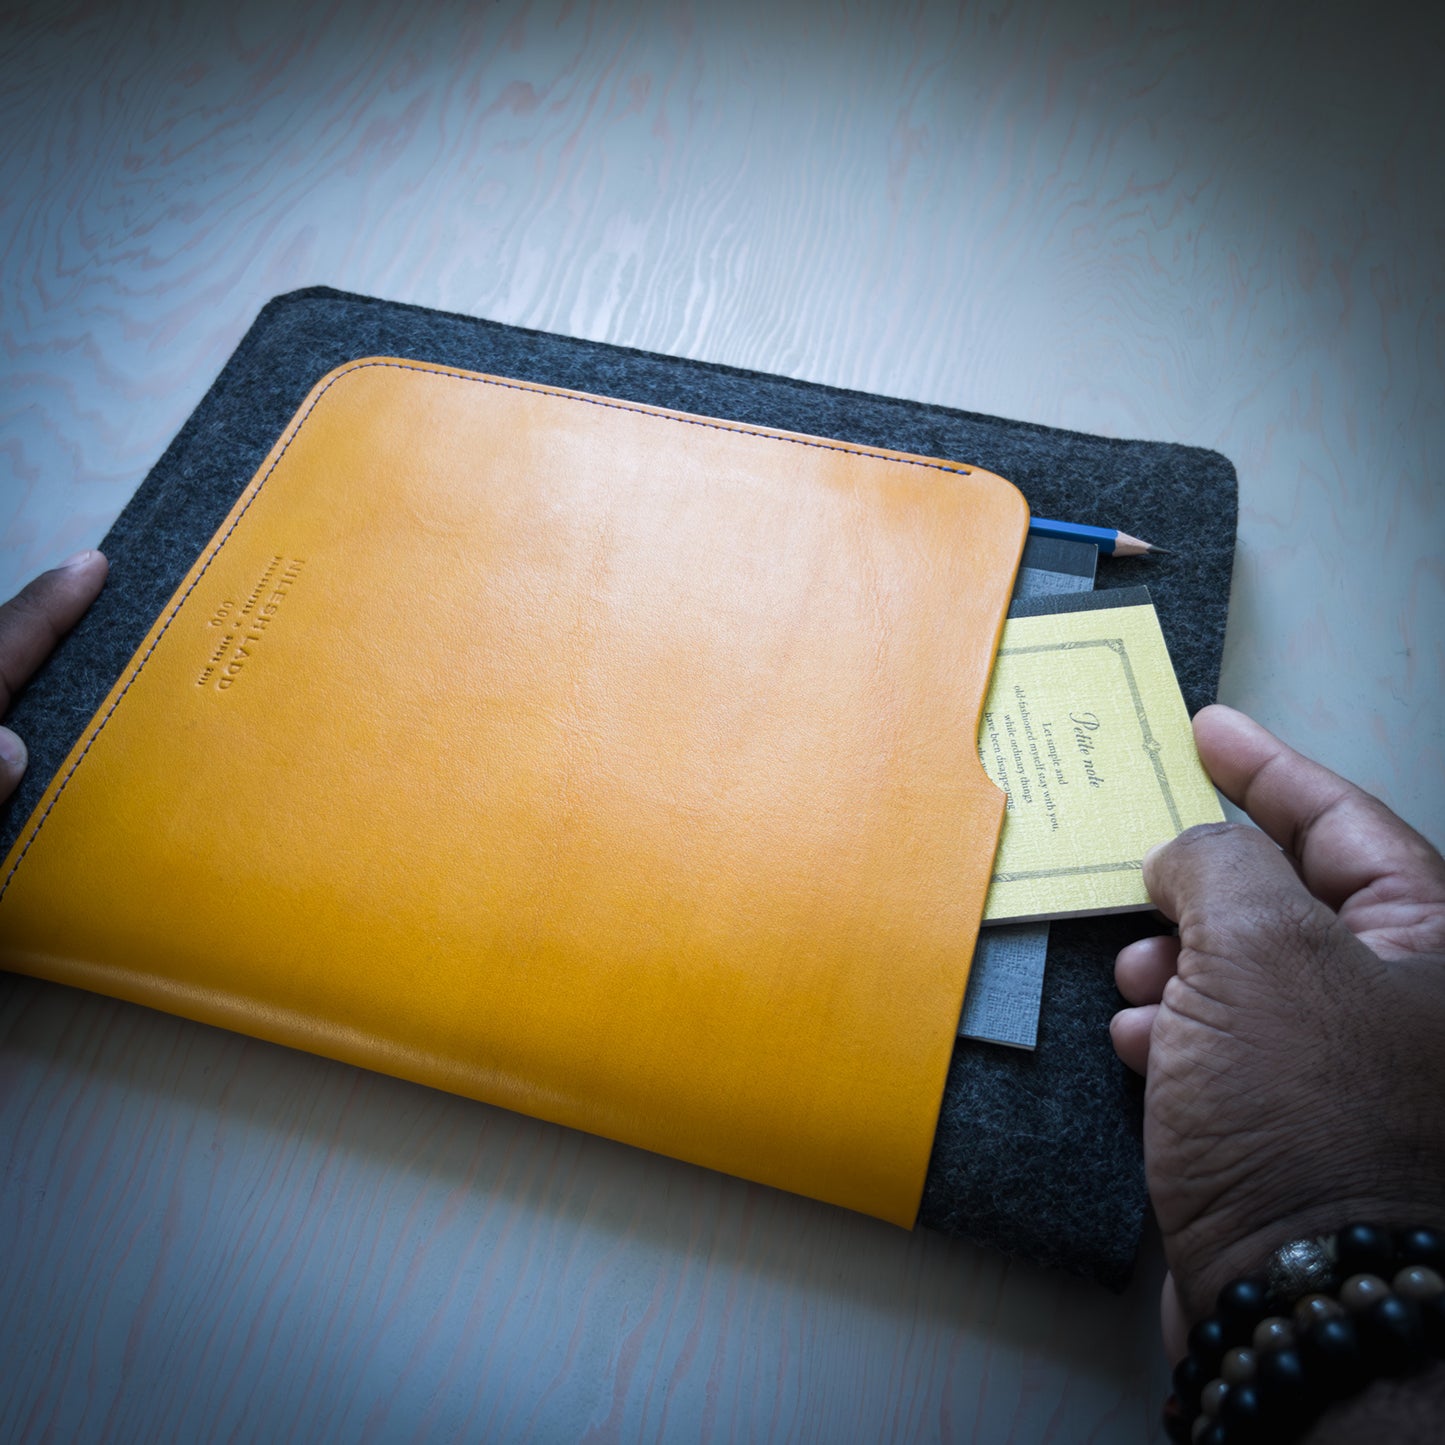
[
  {"x1": 417, "y1": 364, "x2": 976, "y2": 475},
  {"x1": 0, "y1": 359, "x2": 980, "y2": 900}
]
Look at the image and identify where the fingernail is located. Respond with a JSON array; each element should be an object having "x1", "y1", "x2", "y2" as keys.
[
  {"x1": 0, "y1": 728, "x2": 26, "y2": 771},
  {"x1": 60, "y1": 549, "x2": 100, "y2": 570}
]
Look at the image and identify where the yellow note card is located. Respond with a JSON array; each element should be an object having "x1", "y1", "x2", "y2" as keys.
[{"x1": 977, "y1": 600, "x2": 1223, "y2": 923}]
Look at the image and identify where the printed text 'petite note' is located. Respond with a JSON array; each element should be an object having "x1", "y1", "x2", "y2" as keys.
[{"x1": 977, "y1": 600, "x2": 1223, "y2": 924}]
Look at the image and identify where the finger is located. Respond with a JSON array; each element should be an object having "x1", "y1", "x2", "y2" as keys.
[
  {"x1": 1192, "y1": 704, "x2": 1445, "y2": 919},
  {"x1": 1115, "y1": 934, "x2": 1181, "y2": 1005},
  {"x1": 1143, "y1": 821, "x2": 1355, "y2": 988},
  {"x1": 0, "y1": 550, "x2": 108, "y2": 716},
  {"x1": 0, "y1": 725, "x2": 26, "y2": 803},
  {"x1": 1109, "y1": 1004, "x2": 1156, "y2": 1075}
]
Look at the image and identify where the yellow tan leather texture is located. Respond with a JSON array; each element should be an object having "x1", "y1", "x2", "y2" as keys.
[{"x1": 0, "y1": 360, "x2": 1027, "y2": 1227}]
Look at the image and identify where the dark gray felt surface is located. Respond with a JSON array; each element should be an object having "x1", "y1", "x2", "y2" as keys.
[{"x1": 1, "y1": 287, "x2": 1236, "y2": 1288}]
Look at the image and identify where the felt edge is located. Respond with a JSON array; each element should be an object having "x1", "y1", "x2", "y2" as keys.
[{"x1": 0, "y1": 288, "x2": 1239, "y2": 1291}]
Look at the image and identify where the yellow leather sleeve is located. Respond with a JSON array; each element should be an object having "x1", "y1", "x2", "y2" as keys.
[{"x1": 0, "y1": 360, "x2": 1027, "y2": 1227}]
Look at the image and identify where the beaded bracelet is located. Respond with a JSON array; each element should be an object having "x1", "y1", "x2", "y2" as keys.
[{"x1": 1163, "y1": 1224, "x2": 1445, "y2": 1443}]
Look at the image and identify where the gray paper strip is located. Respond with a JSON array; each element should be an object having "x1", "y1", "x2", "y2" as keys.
[{"x1": 957, "y1": 539, "x2": 1099, "y2": 1048}]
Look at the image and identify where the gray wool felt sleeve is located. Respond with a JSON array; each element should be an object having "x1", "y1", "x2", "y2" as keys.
[{"x1": 0, "y1": 287, "x2": 1237, "y2": 1289}]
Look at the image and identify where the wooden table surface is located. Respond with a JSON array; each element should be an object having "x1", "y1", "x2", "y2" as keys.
[{"x1": 1, "y1": 2, "x2": 1440, "y2": 1441}]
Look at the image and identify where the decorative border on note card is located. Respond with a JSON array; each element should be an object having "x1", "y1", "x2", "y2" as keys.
[{"x1": 988, "y1": 636, "x2": 1178, "y2": 883}]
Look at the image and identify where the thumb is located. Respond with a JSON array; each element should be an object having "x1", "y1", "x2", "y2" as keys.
[
  {"x1": 0, "y1": 725, "x2": 26, "y2": 803},
  {"x1": 0, "y1": 549, "x2": 109, "y2": 715},
  {"x1": 1143, "y1": 822, "x2": 1371, "y2": 990},
  {"x1": 1192, "y1": 706, "x2": 1445, "y2": 948}
]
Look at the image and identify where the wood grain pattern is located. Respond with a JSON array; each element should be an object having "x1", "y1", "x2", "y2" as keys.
[
  {"x1": 0, "y1": 977, "x2": 1164, "y2": 1443},
  {"x1": 1, "y1": 0, "x2": 1440, "y2": 1439}
]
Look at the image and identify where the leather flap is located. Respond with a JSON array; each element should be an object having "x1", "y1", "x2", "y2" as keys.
[{"x1": 0, "y1": 360, "x2": 1027, "y2": 1226}]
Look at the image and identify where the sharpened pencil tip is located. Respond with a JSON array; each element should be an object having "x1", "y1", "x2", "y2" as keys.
[{"x1": 1112, "y1": 529, "x2": 1162, "y2": 557}]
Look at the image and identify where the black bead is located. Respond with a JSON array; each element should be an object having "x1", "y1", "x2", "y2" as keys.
[
  {"x1": 1188, "y1": 1315, "x2": 1228, "y2": 1373},
  {"x1": 1217, "y1": 1277, "x2": 1270, "y2": 1339},
  {"x1": 1396, "y1": 1226, "x2": 1445, "y2": 1274},
  {"x1": 1196, "y1": 1422, "x2": 1230, "y2": 1445},
  {"x1": 1360, "y1": 1294, "x2": 1427, "y2": 1375},
  {"x1": 1172, "y1": 1351, "x2": 1209, "y2": 1410},
  {"x1": 1255, "y1": 1343, "x2": 1306, "y2": 1396},
  {"x1": 1422, "y1": 1291, "x2": 1445, "y2": 1356},
  {"x1": 1253, "y1": 1347, "x2": 1311, "y2": 1432},
  {"x1": 1337, "y1": 1223, "x2": 1394, "y2": 1277},
  {"x1": 1161, "y1": 1392, "x2": 1192, "y2": 1444},
  {"x1": 1301, "y1": 1315, "x2": 1368, "y2": 1399},
  {"x1": 1219, "y1": 1380, "x2": 1264, "y2": 1438}
]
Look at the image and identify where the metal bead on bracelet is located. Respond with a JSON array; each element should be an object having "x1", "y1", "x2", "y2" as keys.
[{"x1": 1162, "y1": 1225, "x2": 1445, "y2": 1444}]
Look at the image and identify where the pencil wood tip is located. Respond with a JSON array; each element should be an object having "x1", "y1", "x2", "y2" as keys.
[{"x1": 1113, "y1": 530, "x2": 1166, "y2": 558}]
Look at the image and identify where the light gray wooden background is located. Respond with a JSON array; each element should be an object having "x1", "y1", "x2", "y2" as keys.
[{"x1": 1, "y1": 1, "x2": 1440, "y2": 1441}]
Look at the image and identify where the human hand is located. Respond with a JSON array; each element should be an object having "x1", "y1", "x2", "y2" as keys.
[
  {"x1": 0, "y1": 550, "x2": 109, "y2": 802},
  {"x1": 1110, "y1": 704, "x2": 1445, "y2": 1361}
]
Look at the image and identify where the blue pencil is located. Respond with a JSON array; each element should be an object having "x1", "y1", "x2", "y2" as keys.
[{"x1": 1028, "y1": 516, "x2": 1167, "y2": 557}]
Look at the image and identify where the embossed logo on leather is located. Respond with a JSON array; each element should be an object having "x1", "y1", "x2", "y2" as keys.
[{"x1": 195, "y1": 554, "x2": 306, "y2": 692}]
